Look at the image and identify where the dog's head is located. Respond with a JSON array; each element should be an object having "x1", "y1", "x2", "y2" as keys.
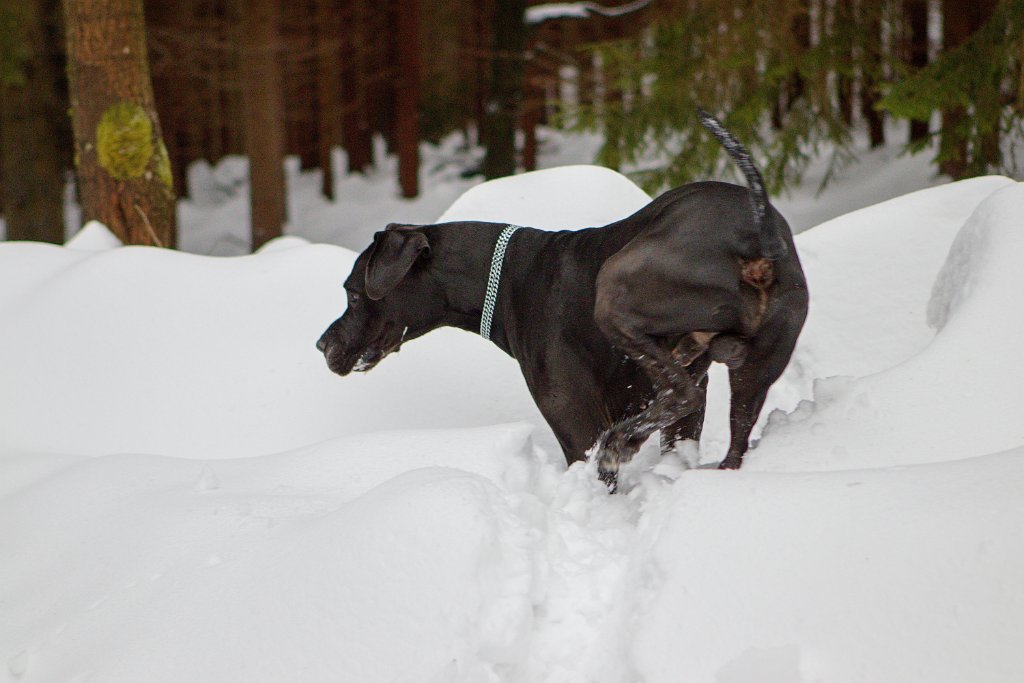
[{"x1": 317, "y1": 224, "x2": 443, "y2": 376}]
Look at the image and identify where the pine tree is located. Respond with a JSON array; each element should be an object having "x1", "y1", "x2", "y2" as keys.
[
  {"x1": 903, "y1": 0, "x2": 931, "y2": 143},
  {"x1": 582, "y1": 1, "x2": 858, "y2": 193},
  {"x1": 395, "y1": 0, "x2": 420, "y2": 197},
  {"x1": 482, "y1": 0, "x2": 527, "y2": 179},
  {"x1": 239, "y1": 0, "x2": 286, "y2": 250},
  {"x1": 0, "y1": 0, "x2": 67, "y2": 243},
  {"x1": 880, "y1": 0, "x2": 1018, "y2": 179},
  {"x1": 315, "y1": 0, "x2": 342, "y2": 199},
  {"x1": 576, "y1": 0, "x2": 1019, "y2": 192}
]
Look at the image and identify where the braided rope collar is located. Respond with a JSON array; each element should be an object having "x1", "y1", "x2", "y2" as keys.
[{"x1": 480, "y1": 225, "x2": 521, "y2": 340}]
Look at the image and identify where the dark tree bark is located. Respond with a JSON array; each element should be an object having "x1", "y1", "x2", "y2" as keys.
[
  {"x1": 482, "y1": 0, "x2": 527, "y2": 179},
  {"x1": 772, "y1": 0, "x2": 810, "y2": 130},
  {"x1": 282, "y1": 0, "x2": 318, "y2": 171},
  {"x1": 939, "y1": 0, "x2": 997, "y2": 178},
  {"x1": 1, "y1": 0, "x2": 68, "y2": 243},
  {"x1": 833, "y1": 0, "x2": 855, "y2": 127},
  {"x1": 63, "y1": 0, "x2": 176, "y2": 247},
  {"x1": 904, "y1": 0, "x2": 930, "y2": 143},
  {"x1": 343, "y1": 0, "x2": 374, "y2": 173},
  {"x1": 146, "y1": 0, "x2": 202, "y2": 199},
  {"x1": 473, "y1": 0, "x2": 493, "y2": 140},
  {"x1": 521, "y1": 80, "x2": 543, "y2": 172},
  {"x1": 240, "y1": 0, "x2": 287, "y2": 250},
  {"x1": 315, "y1": 0, "x2": 342, "y2": 199},
  {"x1": 394, "y1": 0, "x2": 420, "y2": 197},
  {"x1": 861, "y1": 2, "x2": 886, "y2": 149},
  {"x1": 208, "y1": 0, "x2": 231, "y2": 163}
]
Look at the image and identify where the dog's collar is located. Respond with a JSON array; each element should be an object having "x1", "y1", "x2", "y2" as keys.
[{"x1": 480, "y1": 225, "x2": 521, "y2": 340}]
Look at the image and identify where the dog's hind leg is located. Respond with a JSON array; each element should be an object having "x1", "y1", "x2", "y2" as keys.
[
  {"x1": 591, "y1": 324, "x2": 707, "y2": 489},
  {"x1": 720, "y1": 292, "x2": 806, "y2": 469},
  {"x1": 660, "y1": 355, "x2": 711, "y2": 463}
]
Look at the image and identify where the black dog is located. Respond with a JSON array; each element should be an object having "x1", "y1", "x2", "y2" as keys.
[{"x1": 317, "y1": 111, "x2": 808, "y2": 488}]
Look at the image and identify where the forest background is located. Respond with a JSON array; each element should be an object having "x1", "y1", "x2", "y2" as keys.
[{"x1": 0, "y1": 0, "x2": 1021, "y2": 252}]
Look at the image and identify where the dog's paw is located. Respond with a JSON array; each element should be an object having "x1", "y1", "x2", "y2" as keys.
[
  {"x1": 717, "y1": 456, "x2": 744, "y2": 470},
  {"x1": 597, "y1": 465, "x2": 619, "y2": 493}
]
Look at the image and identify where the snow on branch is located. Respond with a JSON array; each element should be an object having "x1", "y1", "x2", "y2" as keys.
[{"x1": 526, "y1": 0, "x2": 652, "y2": 25}]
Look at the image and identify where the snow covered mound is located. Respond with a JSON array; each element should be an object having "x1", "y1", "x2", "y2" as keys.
[
  {"x1": 0, "y1": 240, "x2": 542, "y2": 458},
  {"x1": 626, "y1": 448, "x2": 1024, "y2": 683},
  {"x1": 1, "y1": 425, "x2": 544, "y2": 682},
  {"x1": 2, "y1": 170, "x2": 1024, "y2": 682},
  {"x1": 750, "y1": 180, "x2": 1024, "y2": 471},
  {"x1": 438, "y1": 164, "x2": 651, "y2": 229}
]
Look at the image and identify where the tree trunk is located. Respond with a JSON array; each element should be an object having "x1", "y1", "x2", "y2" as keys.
[
  {"x1": 240, "y1": 0, "x2": 286, "y2": 251},
  {"x1": 482, "y1": 0, "x2": 527, "y2": 179},
  {"x1": 939, "y1": 0, "x2": 997, "y2": 178},
  {"x1": 860, "y1": 2, "x2": 885, "y2": 149},
  {"x1": 146, "y1": 0, "x2": 202, "y2": 199},
  {"x1": 315, "y1": 0, "x2": 342, "y2": 199},
  {"x1": 344, "y1": 0, "x2": 374, "y2": 173},
  {"x1": 786, "y1": 0, "x2": 810, "y2": 114},
  {"x1": 833, "y1": 0, "x2": 855, "y2": 127},
  {"x1": 395, "y1": 0, "x2": 420, "y2": 197},
  {"x1": 904, "y1": 0, "x2": 930, "y2": 143},
  {"x1": 521, "y1": 80, "x2": 542, "y2": 172},
  {"x1": 473, "y1": 0, "x2": 493, "y2": 142},
  {"x1": 1, "y1": 0, "x2": 68, "y2": 244},
  {"x1": 63, "y1": 0, "x2": 176, "y2": 247}
]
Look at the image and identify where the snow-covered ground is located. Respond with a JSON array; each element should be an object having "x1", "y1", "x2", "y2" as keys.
[{"x1": 3, "y1": 158, "x2": 1024, "y2": 681}]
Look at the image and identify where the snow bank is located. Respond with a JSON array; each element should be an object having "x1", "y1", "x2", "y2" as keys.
[
  {"x1": 2, "y1": 170, "x2": 1024, "y2": 682},
  {"x1": 750, "y1": 180, "x2": 1024, "y2": 471},
  {"x1": 627, "y1": 449, "x2": 1024, "y2": 683},
  {"x1": 0, "y1": 165, "x2": 654, "y2": 460},
  {"x1": 0, "y1": 240, "x2": 544, "y2": 458},
  {"x1": 0, "y1": 425, "x2": 543, "y2": 682},
  {"x1": 438, "y1": 165, "x2": 651, "y2": 229}
]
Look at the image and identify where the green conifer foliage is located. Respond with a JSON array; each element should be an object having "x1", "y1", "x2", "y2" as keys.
[
  {"x1": 879, "y1": 0, "x2": 1024, "y2": 178},
  {"x1": 577, "y1": 0, "x2": 1017, "y2": 192}
]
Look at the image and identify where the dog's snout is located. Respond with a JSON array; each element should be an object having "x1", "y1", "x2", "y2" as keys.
[{"x1": 316, "y1": 334, "x2": 328, "y2": 353}]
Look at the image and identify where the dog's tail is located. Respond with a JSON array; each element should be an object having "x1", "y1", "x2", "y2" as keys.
[{"x1": 696, "y1": 108, "x2": 787, "y2": 260}]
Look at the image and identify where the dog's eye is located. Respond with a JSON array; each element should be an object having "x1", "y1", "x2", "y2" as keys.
[{"x1": 348, "y1": 292, "x2": 361, "y2": 304}]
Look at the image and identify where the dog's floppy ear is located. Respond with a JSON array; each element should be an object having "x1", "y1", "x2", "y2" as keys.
[{"x1": 364, "y1": 229, "x2": 430, "y2": 300}]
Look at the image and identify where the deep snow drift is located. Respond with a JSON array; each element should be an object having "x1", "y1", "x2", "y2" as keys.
[{"x1": 2, "y1": 168, "x2": 1023, "y2": 683}]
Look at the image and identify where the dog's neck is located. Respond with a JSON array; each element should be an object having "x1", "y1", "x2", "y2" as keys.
[
  {"x1": 425, "y1": 222, "x2": 543, "y2": 356},
  {"x1": 427, "y1": 221, "x2": 631, "y2": 360}
]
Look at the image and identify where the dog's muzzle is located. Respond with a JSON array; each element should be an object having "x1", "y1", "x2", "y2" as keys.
[{"x1": 317, "y1": 331, "x2": 402, "y2": 377}]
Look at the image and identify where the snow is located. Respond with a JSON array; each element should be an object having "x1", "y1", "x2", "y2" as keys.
[
  {"x1": 134, "y1": 126, "x2": 947, "y2": 254},
  {"x1": 525, "y1": 1, "x2": 652, "y2": 24},
  {"x1": 748, "y1": 180, "x2": 1024, "y2": 472},
  {"x1": 3, "y1": 161, "x2": 1024, "y2": 682},
  {"x1": 63, "y1": 220, "x2": 121, "y2": 251},
  {"x1": 438, "y1": 164, "x2": 651, "y2": 228}
]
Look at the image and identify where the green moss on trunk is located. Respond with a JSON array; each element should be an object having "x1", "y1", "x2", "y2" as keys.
[{"x1": 96, "y1": 101, "x2": 153, "y2": 180}]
